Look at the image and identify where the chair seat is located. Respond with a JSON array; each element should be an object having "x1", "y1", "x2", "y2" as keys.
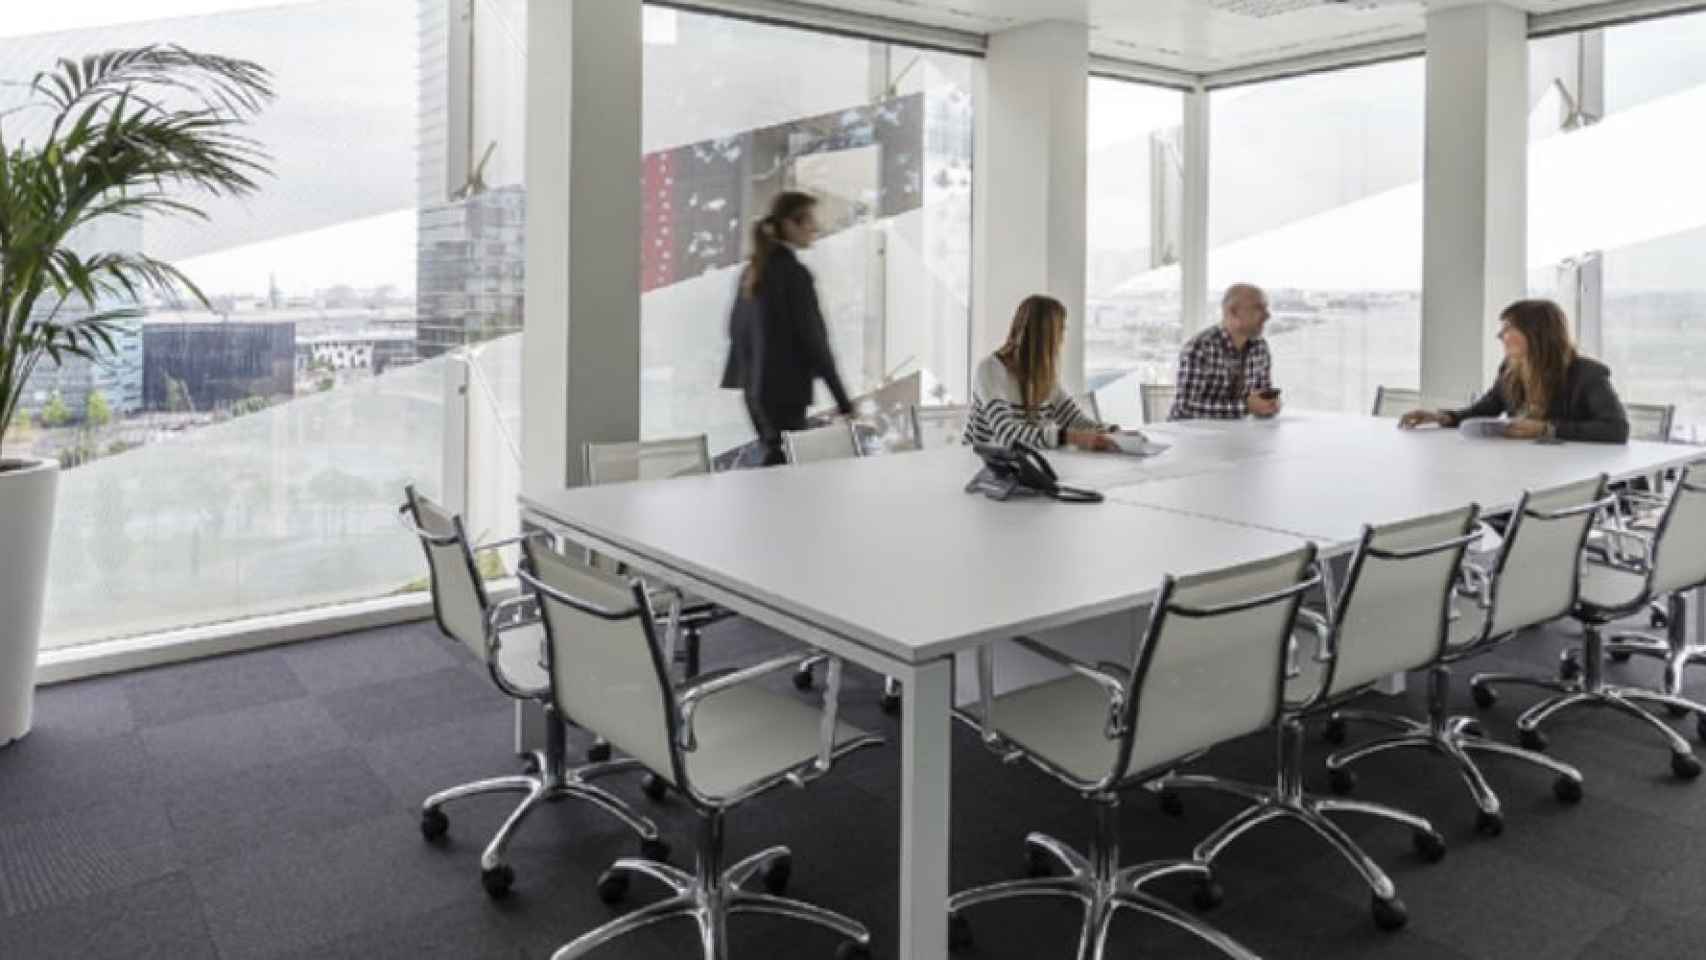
[
  {"x1": 683, "y1": 683, "x2": 870, "y2": 801},
  {"x1": 494, "y1": 623, "x2": 549, "y2": 695},
  {"x1": 1577, "y1": 563, "x2": 1650, "y2": 621}
]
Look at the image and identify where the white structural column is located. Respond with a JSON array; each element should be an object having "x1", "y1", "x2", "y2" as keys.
[
  {"x1": 523, "y1": 0, "x2": 643, "y2": 495},
  {"x1": 1179, "y1": 87, "x2": 1211, "y2": 334},
  {"x1": 972, "y1": 19, "x2": 1090, "y2": 391},
  {"x1": 1421, "y1": 2, "x2": 1529, "y2": 402}
]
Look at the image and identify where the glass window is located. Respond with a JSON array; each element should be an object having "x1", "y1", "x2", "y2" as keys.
[
  {"x1": 1208, "y1": 59, "x2": 1425, "y2": 415},
  {"x1": 1529, "y1": 14, "x2": 1706, "y2": 441},
  {"x1": 1085, "y1": 77, "x2": 1184, "y2": 426},
  {"x1": 640, "y1": 7, "x2": 976, "y2": 455}
]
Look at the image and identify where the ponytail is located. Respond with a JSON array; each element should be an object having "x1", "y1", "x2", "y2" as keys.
[{"x1": 741, "y1": 191, "x2": 817, "y2": 299}]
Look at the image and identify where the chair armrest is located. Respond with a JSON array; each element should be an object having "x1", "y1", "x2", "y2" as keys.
[
  {"x1": 1588, "y1": 524, "x2": 1653, "y2": 575},
  {"x1": 1458, "y1": 560, "x2": 1494, "y2": 610},
  {"x1": 483, "y1": 594, "x2": 546, "y2": 699},
  {"x1": 1009, "y1": 635, "x2": 1129, "y2": 739},
  {"x1": 1285, "y1": 607, "x2": 1335, "y2": 712},
  {"x1": 471, "y1": 531, "x2": 547, "y2": 554},
  {"x1": 677, "y1": 653, "x2": 818, "y2": 751}
]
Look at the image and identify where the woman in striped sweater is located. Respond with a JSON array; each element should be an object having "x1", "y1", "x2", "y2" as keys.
[{"x1": 963, "y1": 294, "x2": 1117, "y2": 451}]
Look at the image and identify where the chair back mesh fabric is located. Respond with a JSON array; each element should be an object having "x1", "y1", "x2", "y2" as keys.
[
  {"x1": 1626, "y1": 403, "x2": 1676, "y2": 444},
  {"x1": 1139, "y1": 384, "x2": 1176, "y2": 424},
  {"x1": 911, "y1": 404, "x2": 969, "y2": 450},
  {"x1": 1371, "y1": 386, "x2": 1421, "y2": 418},
  {"x1": 1329, "y1": 507, "x2": 1478, "y2": 694},
  {"x1": 1489, "y1": 476, "x2": 1606, "y2": 637},
  {"x1": 783, "y1": 422, "x2": 859, "y2": 464},
  {"x1": 409, "y1": 491, "x2": 490, "y2": 661},
  {"x1": 584, "y1": 435, "x2": 710, "y2": 486},
  {"x1": 527, "y1": 541, "x2": 679, "y2": 784},
  {"x1": 1651, "y1": 465, "x2": 1706, "y2": 595},
  {"x1": 1126, "y1": 547, "x2": 1314, "y2": 776}
]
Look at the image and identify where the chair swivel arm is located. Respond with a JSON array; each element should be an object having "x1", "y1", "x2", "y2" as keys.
[
  {"x1": 1010, "y1": 635, "x2": 1132, "y2": 740},
  {"x1": 1286, "y1": 607, "x2": 1336, "y2": 713},
  {"x1": 676, "y1": 652, "x2": 823, "y2": 751}
]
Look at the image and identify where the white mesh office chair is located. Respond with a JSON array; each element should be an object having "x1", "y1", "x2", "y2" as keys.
[
  {"x1": 1326, "y1": 480, "x2": 1608, "y2": 834},
  {"x1": 1474, "y1": 466, "x2": 1706, "y2": 778},
  {"x1": 1139, "y1": 384, "x2": 1176, "y2": 424},
  {"x1": 1072, "y1": 391, "x2": 1102, "y2": 426},
  {"x1": 911, "y1": 403, "x2": 969, "y2": 450},
  {"x1": 1156, "y1": 524, "x2": 1465, "y2": 932},
  {"x1": 520, "y1": 539, "x2": 882, "y2": 960},
  {"x1": 399, "y1": 487, "x2": 664, "y2": 898},
  {"x1": 1370, "y1": 386, "x2": 1420, "y2": 418},
  {"x1": 1627, "y1": 402, "x2": 1677, "y2": 444},
  {"x1": 947, "y1": 546, "x2": 1318, "y2": 957}
]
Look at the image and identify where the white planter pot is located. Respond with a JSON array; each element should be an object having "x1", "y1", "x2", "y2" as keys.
[{"x1": 1, "y1": 458, "x2": 57, "y2": 747}]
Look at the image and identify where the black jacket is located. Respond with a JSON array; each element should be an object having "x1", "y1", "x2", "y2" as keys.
[
  {"x1": 1445, "y1": 357, "x2": 1629, "y2": 444},
  {"x1": 720, "y1": 245, "x2": 852, "y2": 416}
]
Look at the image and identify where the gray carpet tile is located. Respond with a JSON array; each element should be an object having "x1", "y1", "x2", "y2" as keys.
[
  {"x1": 354, "y1": 706, "x2": 522, "y2": 811},
  {"x1": 0, "y1": 796, "x2": 182, "y2": 918},
  {"x1": 316, "y1": 666, "x2": 519, "y2": 743},
  {"x1": 281, "y1": 622, "x2": 460, "y2": 696},
  {"x1": 27, "y1": 674, "x2": 136, "y2": 741},
  {"x1": 122, "y1": 649, "x2": 308, "y2": 728},
  {"x1": 0, "y1": 873, "x2": 219, "y2": 960},
  {"x1": 138, "y1": 696, "x2": 350, "y2": 783},
  {"x1": 0, "y1": 728, "x2": 159, "y2": 824}
]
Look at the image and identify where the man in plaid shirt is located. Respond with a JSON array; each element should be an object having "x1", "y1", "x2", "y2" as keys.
[{"x1": 1169, "y1": 283, "x2": 1282, "y2": 420}]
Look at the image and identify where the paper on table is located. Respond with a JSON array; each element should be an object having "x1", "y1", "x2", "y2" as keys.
[{"x1": 1110, "y1": 431, "x2": 1170, "y2": 457}]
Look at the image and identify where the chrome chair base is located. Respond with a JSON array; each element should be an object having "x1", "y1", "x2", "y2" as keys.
[
  {"x1": 1327, "y1": 665, "x2": 1583, "y2": 834},
  {"x1": 1160, "y1": 716, "x2": 1442, "y2": 930},
  {"x1": 948, "y1": 799, "x2": 1257, "y2": 960},
  {"x1": 554, "y1": 812, "x2": 869, "y2": 960},
  {"x1": 1473, "y1": 626, "x2": 1705, "y2": 778},
  {"x1": 422, "y1": 703, "x2": 662, "y2": 896}
]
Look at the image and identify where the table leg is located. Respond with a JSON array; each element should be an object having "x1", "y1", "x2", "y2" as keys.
[{"x1": 900, "y1": 658, "x2": 952, "y2": 960}]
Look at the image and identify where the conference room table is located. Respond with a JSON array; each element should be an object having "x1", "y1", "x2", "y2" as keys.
[{"x1": 519, "y1": 411, "x2": 1702, "y2": 960}]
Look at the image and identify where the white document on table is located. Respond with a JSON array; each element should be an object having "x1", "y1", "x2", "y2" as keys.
[{"x1": 1109, "y1": 431, "x2": 1170, "y2": 457}]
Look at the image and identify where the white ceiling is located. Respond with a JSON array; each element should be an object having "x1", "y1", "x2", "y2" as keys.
[{"x1": 783, "y1": 0, "x2": 1628, "y2": 73}]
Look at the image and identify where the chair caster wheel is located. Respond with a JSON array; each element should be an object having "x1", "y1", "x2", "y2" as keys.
[
  {"x1": 1328, "y1": 767, "x2": 1357, "y2": 795},
  {"x1": 880, "y1": 691, "x2": 902, "y2": 715},
  {"x1": 1558, "y1": 655, "x2": 1582, "y2": 682},
  {"x1": 1554, "y1": 775, "x2": 1583, "y2": 804},
  {"x1": 1474, "y1": 810, "x2": 1504, "y2": 838},
  {"x1": 1323, "y1": 717, "x2": 1347, "y2": 745},
  {"x1": 587, "y1": 741, "x2": 612, "y2": 764},
  {"x1": 1472, "y1": 684, "x2": 1497, "y2": 709},
  {"x1": 1519, "y1": 728, "x2": 1547, "y2": 752},
  {"x1": 640, "y1": 836, "x2": 671, "y2": 862},
  {"x1": 948, "y1": 913, "x2": 973, "y2": 951},
  {"x1": 792, "y1": 668, "x2": 815, "y2": 692},
  {"x1": 419, "y1": 807, "x2": 449, "y2": 841},
  {"x1": 642, "y1": 773, "x2": 670, "y2": 802},
  {"x1": 1413, "y1": 829, "x2": 1447, "y2": 862},
  {"x1": 1461, "y1": 719, "x2": 1485, "y2": 738},
  {"x1": 1671, "y1": 752, "x2": 1702, "y2": 780},
  {"x1": 761, "y1": 855, "x2": 793, "y2": 895},
  {"x1": 1192, "y1": 877, "x2": 1225, "y2": 911},
  {"x1": 1372, "y1": 894, "x2": 1408, "y2": 931},
  {"x1": 1651, "y1": 609, "x2": 1670, "y2": 630},
  {"x1": 596, "y1": 869, "x2": 630, "y2": 905},
  {"x1": 1610, "y1": 649, "x2": 1634, "y2": 664},
  {"x1": 481, "y1": 864, "x2": 515, "y2": 899},
  {"x1": 835, "y1": 941, "x2": 872, "y2": 960},
  {"x1": 1158, "y1": 789, "x2": 1184, "y2": 817}
]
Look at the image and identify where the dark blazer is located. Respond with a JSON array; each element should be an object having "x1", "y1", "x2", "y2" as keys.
[
  {"x1": 719, "y1": 245, "x2": 852, "y2": 416},
  {"x1": 1445, "y1": 357, "x2": 1629, "y2": 444}
]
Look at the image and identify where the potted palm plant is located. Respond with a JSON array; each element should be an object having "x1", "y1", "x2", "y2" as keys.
[{"x1": 0, "y1": 47, "x2": 271, "y2": 746}]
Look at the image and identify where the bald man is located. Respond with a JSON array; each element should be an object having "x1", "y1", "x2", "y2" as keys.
[{"x1": 1168, "y1": 283, "x2": 1281, "y2": 420}]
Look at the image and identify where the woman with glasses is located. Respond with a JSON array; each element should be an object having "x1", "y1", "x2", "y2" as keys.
[{"x1": 1399, "y1": 299, "x2": 1630, "y2": 444}]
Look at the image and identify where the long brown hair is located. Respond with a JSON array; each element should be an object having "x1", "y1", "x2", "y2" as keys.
[
  {"x1": 995, "y1": 295, "x2": 1067, "y2": 419},
  {"x1": 1499, "y1": 298, "x2": 1577, "y2": 417},
  {"x1": 740, "y1": 191, "x2": 817, "y2": 299}
]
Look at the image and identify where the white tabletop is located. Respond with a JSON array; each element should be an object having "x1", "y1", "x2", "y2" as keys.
[{"x1": 522, "y1": 446, "x2": 1307, "y2": 665}]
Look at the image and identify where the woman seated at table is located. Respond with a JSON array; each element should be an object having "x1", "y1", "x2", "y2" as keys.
[
  {"x1": 964, "y1": 294, "x2": 1117, "y2": 451},
  {"x1": 1399, "y1": 298, "x2": 1630, "y2": 444}
]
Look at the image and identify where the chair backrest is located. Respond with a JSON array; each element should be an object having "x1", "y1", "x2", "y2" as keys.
[
  {"x1": 522, "y1": 538, "x2": 682, "y2": 789},
  {"x1": 1486, "y1": 475, "x2": 1609, "y2": 637},
  {"x1": 584, "y1": 435, "x2": 711, "y2": 485},
  {"x1": 1648, "y1": 464, "x2": 1706, "y2": 595},
  {"x1": 1117, "y1": 546, "x2": 1318, "y2": 778},
  {"x1": 910, "y1": 404, "x2": 968, "y2": 450},
  {"x1": 1326, "y1": 506, "x2": 1481, "y2": 696},
  {"x1": 401, "y1": 486, "x2": 490, "y2": 660},
  {"x1": 1073, "y1": 392, "x2": 1102, "y2": 425},
  {"x1": 1140, "y1": 384, "x2": 1176, "y2": 424},
  {"x1": 1371, "y1": 386, "x2": 1421, "y2": 418},
  {"x1": 1625, "y1": 403, "x2": 1676, "y2": 444},
  {"x1": 783, "y1": 421, "x2": 860, "y2": 464}
]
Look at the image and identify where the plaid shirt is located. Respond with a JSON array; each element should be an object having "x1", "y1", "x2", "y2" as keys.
[{"x1": 1168, "y1": 326, "x2": 1272, "y2": 420}]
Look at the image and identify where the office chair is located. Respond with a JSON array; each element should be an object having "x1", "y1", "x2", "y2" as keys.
[
  {"x1": 1475, "y1": 466, "x2": 1706, "y2": 778},
  {"x1": 910, "y1": 403, "x2": 969, "y2": 450},
  {"x1": 1326, "y1": 480, "x2": 1606, "y2": 834},
  {"x1": 1626, "y1": 402, "x2": 1677, "y2": 445},
  {"x1": 1370, "y1": 386, "x2": 1421, "y2": 418},
  {"x1": 1139, "y1": 383, "x2": 1176, "y2": 424},
  {"x1": 1157, "y1": 522, "x2": 1466, "y2": 931},
  {"x1": 1072, "y1": 391, "x2": 1103, "y2": 426},
  {"x1": 399, "y1": 487, "x2": 664, "y2": 898},
  {"x1": 948, "y1": 546, "x2": 1318, "y2": 957},
  {"x1": 520, "y1": 539, "x2": 882, "y2": 960}
]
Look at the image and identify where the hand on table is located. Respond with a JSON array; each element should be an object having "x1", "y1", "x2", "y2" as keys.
[
  {"x1": 1067, "y1": 429, "x2": 1119, "y2": 452},
  {"x1": 1246, "y1": 391, "x2": 1281, "y2": 418},
  {"x1": 1503, "y1": 418, "x2": 1548, "y2": 440},
  {"x1": 1399, "y1": 410, "x2": 1444, "y2": 429}
]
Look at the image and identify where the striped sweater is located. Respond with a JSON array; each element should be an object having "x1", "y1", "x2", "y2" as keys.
[{"x1": 962, "y1": 355, "x2": 1100, "y2": 449}]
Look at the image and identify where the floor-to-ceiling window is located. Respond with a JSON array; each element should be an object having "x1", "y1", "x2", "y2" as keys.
[
  {"x1": 1084, "y1": 76, "x2": 1184, "y2": 426},
  {"x1": 1529, "y1": 14, "x2": 1706, "y2": 441},
  {"x1": 1208, "y1": 58, "x2": 1425, "y2": 415},
  {"x1": 0, "y1": 0, "x2": 524, "y2": 650},
  {"x1": 640, "y1": 7, "x2": 976, "y2": 455}
]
